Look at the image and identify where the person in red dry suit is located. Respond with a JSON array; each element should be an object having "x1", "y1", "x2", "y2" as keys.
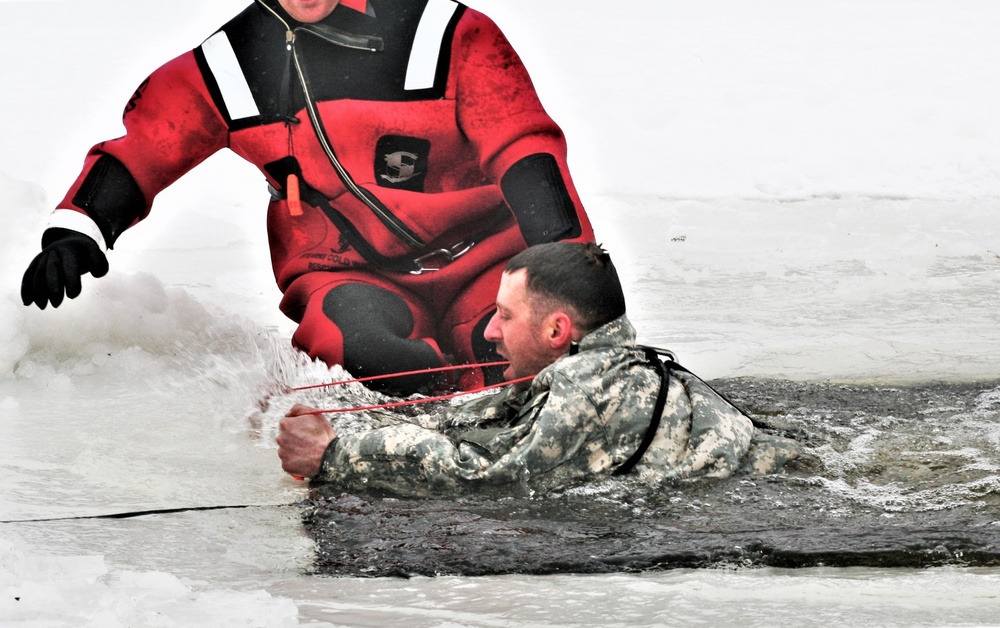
[{"x1": 20, "y1": 0, "x2": 595, "y2": 394}]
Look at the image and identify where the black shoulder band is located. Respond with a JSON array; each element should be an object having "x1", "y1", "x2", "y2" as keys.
[{"x1": 501, "y1": 153, "x2": 581, "y2": 246}]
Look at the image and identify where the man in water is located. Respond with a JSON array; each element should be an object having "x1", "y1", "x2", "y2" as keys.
[
  {"x1": 19, "y1": 0, "x2": 594, "y2": 394},
  {"x1": 277, "y1": 242, "x2": 803, "y2": 495}
]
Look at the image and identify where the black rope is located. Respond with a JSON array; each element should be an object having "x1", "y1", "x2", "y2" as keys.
[{"x1": 0, "y1": 502, "x2": 299, "y2": 525}]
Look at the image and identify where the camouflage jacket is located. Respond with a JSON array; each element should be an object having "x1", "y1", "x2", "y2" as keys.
[{"x1": 317, "y1": 315, "x2": 798, "y2": 495}]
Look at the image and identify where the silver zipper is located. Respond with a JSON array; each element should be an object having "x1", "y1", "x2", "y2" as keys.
[
  {"x1": 288, "y1": 37, "x2": 425, "y2": 249},
  {"x1": 256, "y1": 0, "x2": 424, "y2": 249}
]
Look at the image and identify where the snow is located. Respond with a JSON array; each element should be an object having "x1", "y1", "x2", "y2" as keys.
[
  {"x1": 1, "y1": 0, "x2": 999, "y2": 625},
  {"x1": 2, "y1": 534, "x2": 300, "y2": 627}
]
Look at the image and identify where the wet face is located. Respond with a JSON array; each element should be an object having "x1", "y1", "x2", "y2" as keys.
[
  {"x1": 277, "y1": 0, "x2": 341, "y2": 23},
  {"x1": 483, "y1": 270, "x2": 565, "y2": 381}
]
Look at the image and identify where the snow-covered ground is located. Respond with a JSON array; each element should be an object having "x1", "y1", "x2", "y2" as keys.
[{"x1": 2, "y1": 1, "x2": 999, "y2": 625}]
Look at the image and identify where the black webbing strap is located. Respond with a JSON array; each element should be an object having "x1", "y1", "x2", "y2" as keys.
[
  {"x1": 295, "y1": 183, "x2": 422, "y2": 273},
  {"x1": 613, "y1": 346, "x2": 676, "y2": 476},
  {"x1": 289, "y1": 181, "x2": 508, "y2": 275},
  {"x1": 264, "y1": 154, "x2": 417, "y2": 272}
]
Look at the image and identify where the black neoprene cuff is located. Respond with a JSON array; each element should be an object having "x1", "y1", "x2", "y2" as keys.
[{"x1": 500, "y1": 153, "x2": 581, "y2": 245}]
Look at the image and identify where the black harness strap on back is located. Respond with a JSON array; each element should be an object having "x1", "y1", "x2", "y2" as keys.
[
  {"x1": 614, "y1": 346, "x2": 678, "y2": 476},
  {"x1": 612, "y1": 345, "x2": 773, "y2": 476}
]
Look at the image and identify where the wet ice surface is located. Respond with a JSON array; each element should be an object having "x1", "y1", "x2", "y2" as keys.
[{"x1": 604, "y1": 196, "x2": 1000, "y2": 383}]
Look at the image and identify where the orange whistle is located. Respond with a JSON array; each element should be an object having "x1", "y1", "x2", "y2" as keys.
[{"x1": 286, "y1": 173, "x2": 303, "y2": 217}]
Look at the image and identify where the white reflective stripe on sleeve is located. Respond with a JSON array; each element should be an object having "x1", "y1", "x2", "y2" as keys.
[
  {"x1": 404, "y1": 0, "x2": 458, "y2": 91},
  {"x1": 201, "y1": 31, "x2": 260, "y2": 119},
  {"x1": 46, "y1": 209, "x2": 108, "y2": 251}
]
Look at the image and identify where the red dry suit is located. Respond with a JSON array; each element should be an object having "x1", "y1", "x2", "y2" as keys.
[{"x1": 47, "y1": 0, "x2": 594, "y2": 392}]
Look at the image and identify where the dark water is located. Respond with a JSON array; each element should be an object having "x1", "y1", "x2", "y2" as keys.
[{"x1": 300, "y1": 378, "x2": 1000, "y2": 577}]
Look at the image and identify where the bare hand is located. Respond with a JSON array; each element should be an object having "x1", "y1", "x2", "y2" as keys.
[{"x1": 276, "y1": 404, "x2": 336, "y2": 479}]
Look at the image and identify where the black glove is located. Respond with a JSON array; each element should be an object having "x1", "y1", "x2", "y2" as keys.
[{"x1": 21, "y1": 227, "x2": 109, "y2": 309}]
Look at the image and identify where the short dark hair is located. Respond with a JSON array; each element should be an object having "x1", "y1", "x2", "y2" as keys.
[{"x1": 505, "y1": 242, "x2": 626, "y2": 334}]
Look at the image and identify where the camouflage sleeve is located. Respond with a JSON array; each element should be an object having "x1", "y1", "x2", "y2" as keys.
[
  {"x1": 316, "y1": 373, "x2": 602, "y2": 495},
  {"x1": 318, "y1": 422, "x2": 496, "y2": 495}
]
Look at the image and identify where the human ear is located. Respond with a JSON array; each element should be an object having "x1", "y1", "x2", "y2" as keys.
[{"x1": 546, "y1": 311, "x2": 574, "y2": 350}]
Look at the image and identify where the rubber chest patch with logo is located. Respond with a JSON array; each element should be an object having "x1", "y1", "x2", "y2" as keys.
[{"x1": 374, "y1": 135, "x2": 430, "y2": 192}]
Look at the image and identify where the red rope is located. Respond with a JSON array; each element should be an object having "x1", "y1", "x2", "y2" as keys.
[
  {"x1": 291, "y1": 360, "x2": 512, "y2": 392},
  {"x1": 302, "y1": 374, "x2": 535, "y2": 415}
]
